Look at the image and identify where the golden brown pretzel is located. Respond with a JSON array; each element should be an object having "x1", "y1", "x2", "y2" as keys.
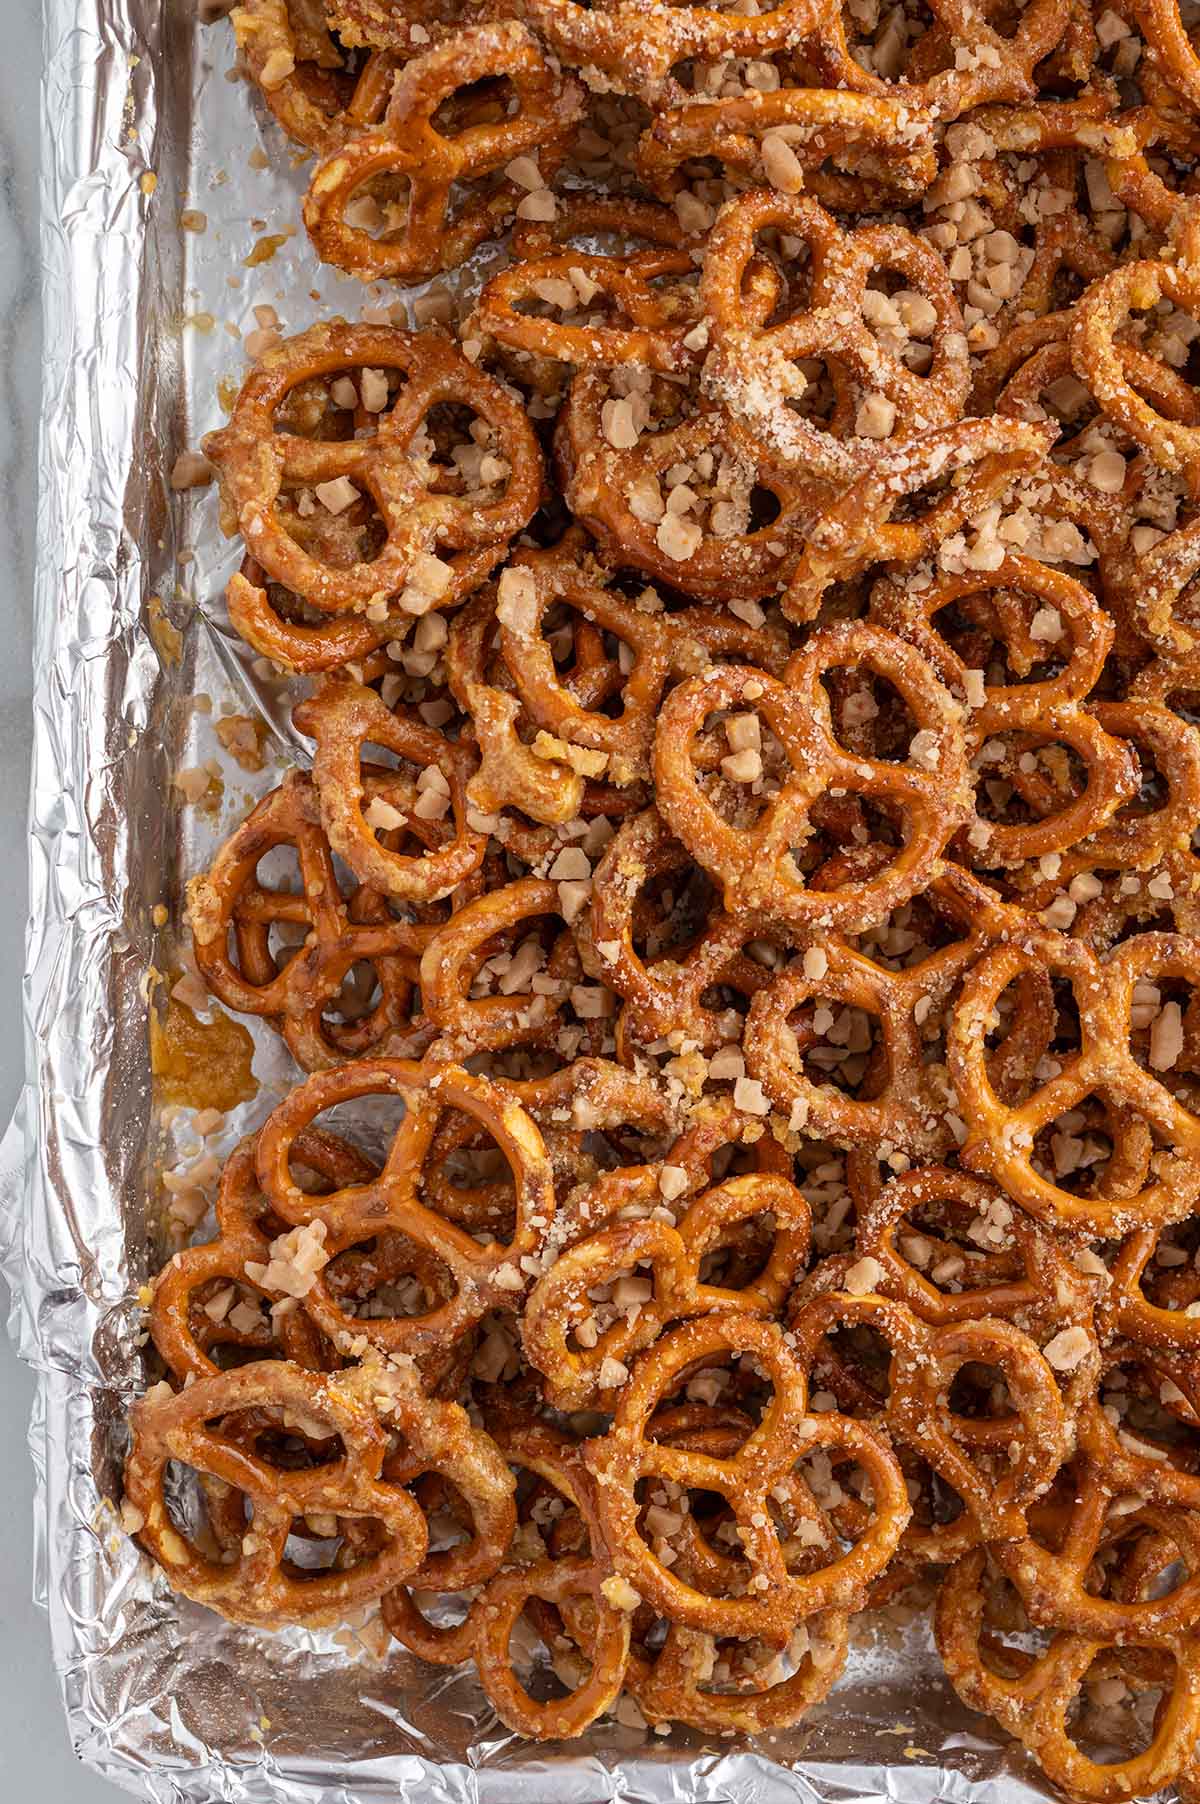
[
  {"x1": 203, "y1": 323, "x2": 543, "y2": 618},
  {"x1": 125, "y1": 1361, "x2": 429, "y2": 1626},
  {"x1": 653, "y1": 623, "x2": 969, "y2": 932},
  {"x1": 701, "y1": 188, "x2": 968, "y2": 481},
  {"x1": 302, "y1": 24, "x2": 584, "y2": 283}
]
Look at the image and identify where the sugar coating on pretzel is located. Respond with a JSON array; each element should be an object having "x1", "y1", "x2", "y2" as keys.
[{"x1": 131, "y1": 0, "x2": 1200, "y2": 1778}]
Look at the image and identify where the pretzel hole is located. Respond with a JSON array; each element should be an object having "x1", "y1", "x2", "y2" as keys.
[
  {"x1": 837, "y1": 0, "x2": 934, "y2": 85},
  {"x1": 972, "y1": 731, "x2": 1091, "y2": 839},
  {"x1": 784, "y1": 992, "x2": 884, "y2": 1097},
  {"x1": 325, "y1": 1229, "x2": 457, "y2": 1319},
  {"x1": 1030, "y1": 1092, "x2": 1154, "y2": 1200},
  {"x1": 1100, "y1": 1353, "x2": 1200, "y2": 1449},
  {"x1": 430, "y1": 74, "x2": 519, "y2": 138},
  {"x1": 285, "y1": 1094, "x2": 409, "y2": 1179},
  {"x1": 930, "y1": 587, "x2": 1072, "y2": 686},
  {"x1": 697, "y1": 1213, "x2": 777, "y2": 1289},
  {"x1": 1126, "y1": 970, "x2": 1200, "y2": 1082},
  {"x1": 161, "y1": 1457, "x2": 245, "y2": 1558},
  {"x1": 416, "y1": 401, "x2": 512, "y2": 501},
  {"x1": 1132, "y1": 1223, "x2": 1200, "y2": 1321},
  {"x1": 338, "y1": 174, "x2": 415, "y2": 245},
  {"x1": 810, "y1": 1320, "x2": 891, "y2": 1412},
  {"x1": 188, "y1": 1279, "x2": 278, "y2": 1367},
  {"x1": 278, "y1": 477, "x2": 388, "y2": 562},
  {"x1": 820, "y1": 666, "x2": 921, "y2": 763},
  {"x1": 1062, "y1": 1655, "x2": 1173, "y2": 1766},
  {"x1": 862, "y1": 273, "x2": 938, "y2": 375}
]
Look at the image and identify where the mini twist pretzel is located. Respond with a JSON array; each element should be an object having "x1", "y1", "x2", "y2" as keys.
[
  {"x1": 995, "y1": 1458, "x2": 1200, "y2": 1644},
  {"x1": 522, "y1": 1171, "x2": 812, "y2": 1408},
  {"x1": 203, "y1": 323, "x2": 543, "y2": 615},
  {"x1": 782, "y1": 418, "x2": 1057, "y2": 623},
  {"x1": 743, "y1": 865, "x2": 1033, "y2": 1157},
  {"x1": 225, "y1": 545, "x2": 506, "y2": 675},
  {"x1": 1072, "y1": 249, "x2": 1200, "y2": 496},
  {"x1": 493, "y1": 540, "x2": 789, "y2": 792},
  {"x1": 804, "y1": 0, "x2": 1073, "y2": 120},
  {"x1": 870, "y1": 553, "x2": 1140, "y2": 870},
  {"x1": 789, "y1": 1286, "x2": 1069, "y2": 1548},
  {"x1": 556, "y1": 375, "x2": 830, "y2": 605},
  {"x1": 254, "y1": 1058, "x2": 558, "y2": 1360},
  {"x1": 444, "y1": 580, "x2": 648, "y2": 828},
  {"x1": 855, "y1": 1166, "x2": 1099, "y2": 1352},
  {"x1": 148, "y1": 1133, "x2": 362, "y2": 1384},
  {"x1": 581, "y1": 808, "x2": 780, "y2": 1058},
  {"x1": 937, "y1": 1544, "x2": 1200, "y2": 1803},
  {"x1": 302, "y1": 24, "x2": 584, "y2": 283},
  {"x1": 417, "y1": 876, "x2": 571, "y2": 1055},
  {"x1": 654, "y1": 622, "x2": 969, "y2": 933},
  {"x1": 187, "y1": 770, "x2": 432, "y2": 1071},
  {"x1": 949, "y1": 930, "x2": 1200, "y2": 1236},
  {"x1": 124, "y1": 1360, "x2": 429, "y2": 1627},
  {"x1": 294, "y1": 676, "x2": 487, "y2": 905},
  {"x1": 512, "y1": 0, "x2": 825, "y2": 104},
  {"x1": 583, "y1": 1313, "x2": 911, "y2": 1644},
  {"x1": 230, "y1": 0, "x2": 397, "y2": 155},
  {"x1": 627, "y1": 1612, "x2": 849, "y2": 1732},
  {"x1": 384, "y1": 1419, "x2": 631, "y2": 1738},
  {"x1": 700, "y1": 189, "x2": 967, "y2": 483},
  {"x1": 476, "y1": 225, "x2": 700, "y2": 376},
  {"x1": 638, "y1": 90, "x2": 938, "y2": 213}
]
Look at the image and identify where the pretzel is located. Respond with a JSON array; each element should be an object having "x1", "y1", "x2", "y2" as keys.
[
  {"x1": 491, "y1": 539, "x2": 789, "y2": 793},
  {"x1": 1072, "y1": 246, "x2": 1200, "y2": 497},
  {"x1": 995, "y1": 1451, "x2": 1200, "y2": 1644},
  {"x1": 699, "y1": 189, "x2": 967, "y2": 483},
  {"x1": 584, "y1": 1313, "x2": 911, "y2": 1642},
  {"x1": 186, "y1": 770, "x2": 439, "y2": 1070},
  {"x1": 638, "y1": 90, "x2": 938, "y2": 212},
  {"x1": 949, "y1": 930, "x2": 1200, "y2": 1236},
  {"x1": 230, "y1": 0, "x2": 398, "y2": 154},
  {"x1": 654, "y1": 622, "x2": 969, "y2": 932},
  {"x1": 580, "y1": 808, "x2": 781, "y2": 1058},
  {"x1": 385, "y1": 1418, "x2": 631, "y2": 1737},
  {"x1": 254, "y1": 1058, "x2": 559, "y2": 1359},
  {"x1": 443, "y1": 578, "x2": 651, "y2": 829},
  {"x1": 417, "y1": 876, "x2": 576, "y2": 1055},
  {"x1": 523, "y1": 1171, "x2": 812, "y2": 1407},
  {"x1": 556, "y1": 374, "x2": 831, "y2": 604},
  {"x1": 293, "y1": 676, "x2": 487, "y2": 905},
  {"x1": 203, "y1": 323, "x2": 543, "y2": 617},
  {"x1": 803, "y1": 0, "x2": 1073, "y2": 119},
  {"x1": 789, "y1": 1286, "x2": 1069, "y2": 1548},
  {"x1": 476, "y1": 227, "x2": 700, "y2": 377},
  {"x1": 781, "y1": 418, "x2": 1057, "y2": 623},
  {"x1": 742, "y1": 863, "x2": 1047, "y2": 1154},
  {"x1": 124, "y1": 1361, "x2": 431, "y2": 1626},
  {"x1": 511, "y1": 0, "x2": 824, "y2": 104},
  {"x1": 937, "y1": 1544, "x2": 1200, "y2": 1802},
  {"x1": 226, "y1": 545, "x2": 506, "y2": 675},
  {"x1": 302, "y1": 25, "x2": 583, "y2": 283},
  {"x1": 627, "y1": 1612, "x2": 849, "y2": 1731},
  {"x1": 149, "y1": 1134, "x2": 363, "y2": 1384},
  {"x1": 870, "y1": 553, "x2": 1142, "y2": 871}
]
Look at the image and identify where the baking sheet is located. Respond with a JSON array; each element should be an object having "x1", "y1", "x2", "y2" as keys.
[{"x1": 0, "y1": 0, "x2": 1067, "y2": 1795}]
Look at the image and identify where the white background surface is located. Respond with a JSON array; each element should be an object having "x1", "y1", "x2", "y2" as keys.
[{"x1": 0, "y1": 8, "x2": 125, "y2": 1798}]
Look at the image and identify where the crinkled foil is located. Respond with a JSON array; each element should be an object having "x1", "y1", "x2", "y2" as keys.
[{"x1": 0, "y1": 1, "x2": 1068, "y2": 1797}]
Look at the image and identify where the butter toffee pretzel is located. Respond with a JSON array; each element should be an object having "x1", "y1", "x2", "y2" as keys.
[{"x1": 126, "y1": 0, "x2": 1200, "y2": 1785}]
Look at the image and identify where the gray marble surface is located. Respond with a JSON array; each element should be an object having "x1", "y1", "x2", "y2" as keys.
[{"x1": 0, "y1": 8, "x2": 121, "y2": 1799}]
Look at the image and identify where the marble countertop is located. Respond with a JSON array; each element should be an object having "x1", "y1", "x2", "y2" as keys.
[{"x1": 0, "y1": 9, "x2": 122, "y2": 1797}]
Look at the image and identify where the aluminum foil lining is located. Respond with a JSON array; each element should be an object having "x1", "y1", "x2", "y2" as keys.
[{"x1": 0, "y1": 0, "x2": 1067, "y2": 1796}]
